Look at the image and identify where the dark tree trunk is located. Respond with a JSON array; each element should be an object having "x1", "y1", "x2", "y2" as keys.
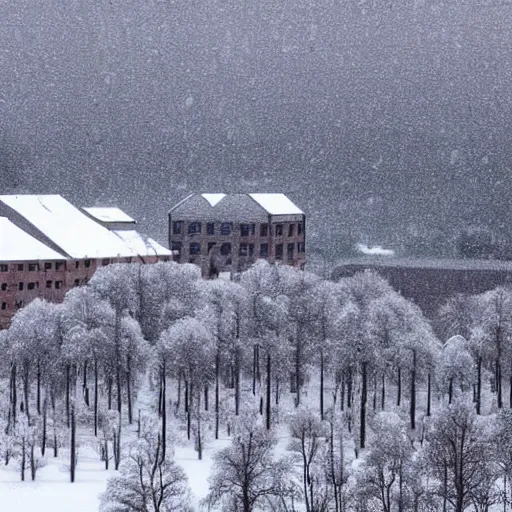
[
  {"x1": 381, "y1": 374, "x2": 385, "y2": 410},
  {"x1": 373, "y1": 374, "x2": 377, "y2": 411},
  {"x1": 360, "y1": 362, "x2": 368, "y2": 449},
  {"x1": 107, "y1": 376, "x2": 112, "y2": 410},
  {"x1": 184, "y1": 380, "x2": 189, "y2": 414},
  {"x1": 36, "y1": 361, "x2": 41, "y2": 415},
  {"x1": 397, "y1": 366, "x2": 401, "y2": 407},
  {"x1": 66, "y1": 364, "x2": 70, "y2": 427},
  {"x1": 176, "y1": 373, "x2": 182, "y2": 413},
  {"x1": 83, "y1": 361, "x2": 89, "y2": 406},
  {"x1": 497, "y1": 358, "x2": 503, "y2": 409},
  {"x1": 235, "y1": 347, "x2": 241, "y2": 415},
  {"x1": 275, "y1": 376, "x2": 280, "y2": 406},
  {"x1": 410, "y1": 349, "x2": 416, "y2": 430},
  {"x1": 449, "y1": 377, "x2": 454, "y2": 404},
  {"x1": 197, "y1": 391, "x2": 202, "y2": 460},
  {"x1": 215, "y1": 351, "x2": 220, "y2": 440},
  {"x1": 187, "y1": 380, "x2": 192, "y2": 441},
  {"x1": 320, "y1": 349, "x2": 325, "y2": 420},
  {"x1": 116, "y1": 364, "x2": 122, "y2": 416},
  {"x1": 21, "y1": 437, "x2": 25, "y2": 481},
  {"x1": 161, "y1": 361, "x2": 166, "y2": 459},
  {"x1": 204, "y1": 385, "x2": 209, "y2": 411},
  {"x1": 70, "y1": 403, "x2": 76, "y2": 483},
  {"x1": 126, "y1": 355, "x2": 132, "y2": 424},
  {"x1": 41, "y1": 396, "x2": 47, "y2": 457},
  {"x1": 427, "y1": 373, "x2": 431, "y2": 416},
  {"x1": 341, "y1": 369, "x2": 345, "y2": 411},
  {"x1": 252, "y1": 344, "x2": 257, "y2": 396},
  {"x1": 347, "y1": 368, "x2": 352, "y2": 409},
  {"x1": 477, "y1": 356, "x2": 482, "y2": 414},
  {"x1": 266, "y1": 352, "x2": 271, "y2": 430},
  {"x1": 94, "y1": 359, "x2": 99, "y2": 437},
  {"x1": 23, "y1": 361, "x2": 30, "y2": 422}
]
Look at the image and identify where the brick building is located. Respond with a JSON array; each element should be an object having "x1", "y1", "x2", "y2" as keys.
[
  {"x1": 332, "y1": 257, "x2": 512, "y2": 318},
  {"x1": 0, "y1": 195, "x2": 171, "y2": 329},
  {"x1": 169, "y1": 193, "x2": 306, "y2": 277}
]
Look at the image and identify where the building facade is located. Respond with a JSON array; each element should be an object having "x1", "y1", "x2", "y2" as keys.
[
  {"x1": 169, "y1": 193, "x2": 306, "y2": 277},
  {"x1": 0, "y1": 195, "x2": 171, "y2": 329}
]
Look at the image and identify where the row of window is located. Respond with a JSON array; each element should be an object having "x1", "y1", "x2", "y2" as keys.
[
  {"x1": 186, "y1": 241, "x2": 305, "y2": 258},
  {"x1": 1, "y1": 300, "x2": 25, "y2": 311},
  {"x1": 173, "y1": 221, "x2": 304, "y2": 237},
  {"x1": 0, "y1": 258, "x2": 125, "y2": 274}
]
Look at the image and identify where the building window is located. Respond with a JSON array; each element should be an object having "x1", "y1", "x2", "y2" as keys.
[
  {"x1": 15, "y1": 300, "x2": 24, "y2": 309},
  {"x1": 248, "y1": 244, "x2": 254, "y2": 257},
  {"x1": 28, "y1": 263, "x2": 39, "y2": 271},
  {"x1": 84, "y1": 260, "x2": 91, "y2": 268},
  {"x1": 1, "y1": 283, "x2": 6, "y2": 291},
  {"x1": 173, "y1": 221, "x2": 183, "y2": 235},
  {"x1": 240, "y1": 224, "x2": 255, "y2": 237},
  {"x1": 188, "y1": 222, "x2": 202, "y2": 235},
  {"x1": 190, "y1": 243, "x2": 201, "y2": 255},
  {"x1": 276, "y1": 244, "x2": 283, "y2": 260},
  {"x1": 260, "y1": 243, "x2": 269, "y2": 257},
  {"x1": 17, "y1": 264, "x2": 24, "y2": 271},
  {"x1": 298, "y1": 242, "x2": 305, "y2": 253},
  {"x1": 125, "y1": 257, "x2": 132, "y2": 263},
  {"x1": 46, "y1": 281, "x2": 52, "y2": 288},
  {"x1": 1, "y1": 302, "x2": 6, "y2": 310},
  {"x1": 287, "y1": 243, "x2": 294, "y2": 260},
  {"x1": 75, "y1": 261, "x2": 80, "y2": 269},
  {"x1": 56, "y1": 262, "x2": 65, "y2": 270},
  {"x1": 288, "y1": 224, "x2": 295, "y2": 237},
  {"x1": 207, "y1": 223, "x2": 215, "y2": 235},
  {"x1": 275, "y1": 224, "x2": 283, "y2": 236},
  {"x1": 27, "y1": 282, "x2": 38, "y2": 290},
  {"x1": 220, "y1": 243, "x2": 231, "y2": 256},
  {"x1": 298, "y1": 222, "x2": 303, "y2": 235},
  {"x1": 102, "y1": 258, "x2": 110, "y2": 266},
  {"x1": 260, "y1": 224, "x2": 268, "y2": 237},
  {"x1": 44, "y1": 262, "x2": 52, "y2": 270},
  {"x1": 208, "y1": 242, "x2": 216, "y2": 253},
  {"x1": 55, "y1": 281, "x2": 63, "y2": 289},
  {"x1": 0, "y1": 264, "x2": 7, "y2": 272},
  {"x1": 74, "y1": 279, "x2": 80, "y2": 287},
  {"x1": 220, "y1": 222, "x2": 231, "y2": 235},
  {"x1": 239, "y1": 243, "x2": 248, "y2": 256},
  {"x1": 18, "y1": 282, "x2": 24, "y2": 291}
]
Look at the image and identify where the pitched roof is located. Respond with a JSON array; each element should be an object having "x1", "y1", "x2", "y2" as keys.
[
  {"x1": 0, "y1": 195, "x2": 142, "y2": 259},
  {"x1": 248, "y1": 193, "x2": 304, "y2": 215},
  {"x1": 83, "y1": 207, "x2": 135, "y2": 223},
  {"x1": 112, "y1": 230, "x2": 172, "y2": 257},
  {"x1": 0, "y1": 217, "x2": 66, "y2": 262}
]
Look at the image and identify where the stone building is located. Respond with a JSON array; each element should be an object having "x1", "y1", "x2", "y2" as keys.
[
  {"x1": 169, "y1": 193, "x2": 306, "y2": 277},
  {"x1": 0, "y1": 195, "x2": 171, "y2": 329}
]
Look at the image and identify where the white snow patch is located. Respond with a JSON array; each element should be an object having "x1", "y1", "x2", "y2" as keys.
[
  {"x1": 0, "y1": 217, "x2": 66, "y2": 261},
  {"x1": 201, "y1": 194, "x2": 226, "y2": 207},
  {"x1": 249, "y1": 193, "x2": 303, "y2": 215},
  {"x1": 356, "y1": 243, "x2": 395, "y2": 256},
  {"x1": 113, "y1": 230, "x2": 172, "y2": 257},
  {"x1": 83, "y1": 207, "x2": 135, "y2": 224}
]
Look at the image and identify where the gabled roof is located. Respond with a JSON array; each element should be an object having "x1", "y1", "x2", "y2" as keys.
[
  {"x1": 83, "y1": 207, "x2": 135, "y2": 224},
  {"x1": 0, "y1": 195, "x2": 141, "y2": 259},
  {"x1": 171, "y1": 193, "x2": 304, "y2": 221},
  {"x1": 0, "y1": 217, "x2": 66, "y2": 262},
  {"x1": 112, "y1": 230, "x2": 172, "y2": 257},
  {"x1": 248, "y1": 193, "x2": 304, "y2": 215}
]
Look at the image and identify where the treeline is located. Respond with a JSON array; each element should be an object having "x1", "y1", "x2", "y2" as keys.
[{"x1": 0, "y1": 260, "x2": 511, "y2": 511}]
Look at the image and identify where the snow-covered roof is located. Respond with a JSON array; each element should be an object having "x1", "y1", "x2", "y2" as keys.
[
  {"x1": 0, "y1": 217, "x2": 66, "y2": 262},
  {"x1": 113, "y1": 230, "x2": 172, "y2": 257},
  {"x1": 83, "y1": 207, "x2": 135, "y2": 224},
  {"x1": 0, "y1": 195, "x2": 142, "y2": 259},
  {"x1": 201, "y1": 194, "x2": 226, "y2": 207},
  {"x1": 248, "y1": 194, "x2": 304, "y2": 215}
]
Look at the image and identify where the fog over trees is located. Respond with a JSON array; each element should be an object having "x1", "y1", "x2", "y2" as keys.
[{"x1": 1, "y1": 0, "x2": 512, "y2": 256}]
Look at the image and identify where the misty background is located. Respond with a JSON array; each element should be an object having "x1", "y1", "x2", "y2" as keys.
[{"x1": 1, "y1": 0, "x2": 511, "y2": 260}]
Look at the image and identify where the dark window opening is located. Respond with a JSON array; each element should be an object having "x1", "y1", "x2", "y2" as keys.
[
  {"x1": 287, "y1": 243, "x2": 294, "y2": 259},
  {"x1": 55, "y1": 281, "x2": 63, "y2": 289},
  {"x1": 74, "y1": 279, "x2": 80, "y2": 287},
  {"x1": 173, "y1": 221, "x2": 183, "y2": 235},
  {"x1": 298, "y1": 222, "x2": 303, "y2": 235},
  {"x1": 260, "y1": 224, "x2": 268, "y2": 237},
  {"x1": 18, "y1": 282, "x2": 24, "y2": 291},
  {"x1": 15, "y1": 300, "x2": 24, "y2": 309},
  {"x1": 75, "y1": 261, "x2": 80, "y2": 269},
  {"x1": 0, "y1": 264, "x2": 7, "y2": 272},
  {"x1": 275, "y1": 224, "x2": 283, "y2": 236},
  {"x1": 207, "y1": 223, "x2": 215, "y2": 235},
  {"x1": 1, "y1": 283, "x2": 6, "y2": 291},
  {"x1": 208, "y1": 242, "x2": 216, "y2": 253},
  {"x1": 84, "y1": 260, "x2": 91, "y2": 268},
  {"x1": 220, "y1": 222, "x2": 231, "y2": 235},
  {"x1": 28, "y1": 282, "x2": 38, "y2": 290},
  {"x1": 28, "y1": 263, "x2": 39, "y2": 271},
  {"x1": 298, "y1": 242, "x2": 305, "y2": 253},
  {"x1": 240, "y1": 224, "x2": 255, "y2": 237},
  {"x1": 56, "y1": 262, "x2": 65, "y2": 270},
  {"x1": 220, "y1": 243, "x2": 231, "y2": 256},
  {"x1": 188, "y1": 222, "x2": 202, "y2": 235},
  {"x1": 276, "y1": 244, "x2": 283, "y2": 260},
  {"x1": 239, "y1": 243, "x2": 248, "y2": 256},
  {"x1": 260, "y1": 243, "x2": 269, "y2": 257},
  {"x1": 17, "y1": 264, "x2": 24, "y2": 271},
  {"x1": 125, "y1": 257, "x2": 132, "y2": 263},
  {"x1": 288, "y1": 224, "x2": 295, "y2": 237},
  {"x1": 248, "y1": 244, "x2": 254, "y2": 257},
  {"x1": 44, "y1": 262, "x2": 52, "y2": 270},
  {"x1": 46, "y1": 281, "x2": 52, "y2": 288},
  {"x1": 1, "y1": 302, "x2": 6, "y2": 310},
  {"x1": 102, "y1": 258, "x2": 110, "y2": 266},
  {"x1": 190, "y1": 243, "x2": 201, "y2": 255}
]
